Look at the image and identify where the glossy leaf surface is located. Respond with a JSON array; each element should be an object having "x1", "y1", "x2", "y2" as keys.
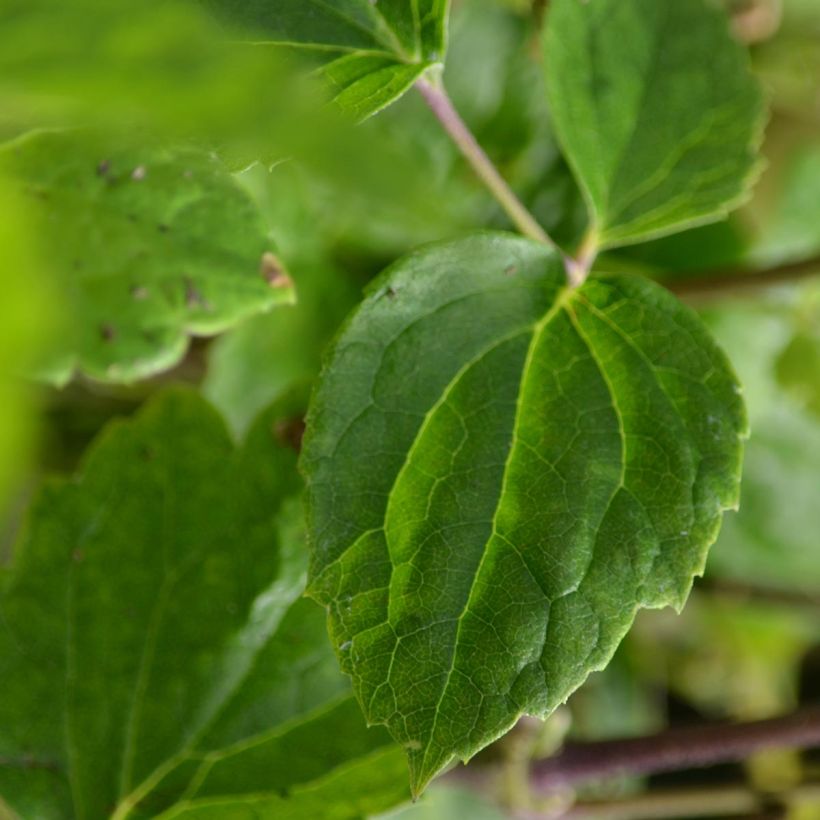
[
  {"x1": 302, "y1": 233, "x2": 747, "y2": 793},
  {"x1": 0, "y1": 391, "x2": 406, "y2": 819},
  {"x1": 544, "y1": 0, "x2": 765, "y2": 249},
  {"x1": 0, "y1": 131, "x2": 294, "y2": 385}
]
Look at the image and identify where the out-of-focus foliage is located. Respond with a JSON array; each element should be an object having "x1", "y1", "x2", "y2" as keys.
[
  {"x1": 203, "y1": 163, "x2": 359, "y2": 436},
  {"x1": 0, "y1": 391, "x2": 408, "y2": 819},
  {"x1": 0, "y1": 177, "x2": 54, "y2": 512},
  {"x1": 703, "y1": 285, "x2": 820, "y2": 594},
  {"x1": 0, "y1": 131, "x2": 295, "y2": 385},
  {"x1": 199, "y1": 0, "x2": 451, "y2": 121}
]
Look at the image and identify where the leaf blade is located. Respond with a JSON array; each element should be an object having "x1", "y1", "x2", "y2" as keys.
[
  {"x1": 0, "y1": 131, "x2": 294, "y2": 385},
  {"x1": 544, "y1": 0, "x2": 765, "y2": 249},
  {"x1": 302, "y1": 232, "x2": 747, "y2": 793},
  {"x1": 200, "y1": 0, "x2": 451, "y2": 119},
  {"x1": 0, "y1": 391, "x2": 408, "y2": 819}
]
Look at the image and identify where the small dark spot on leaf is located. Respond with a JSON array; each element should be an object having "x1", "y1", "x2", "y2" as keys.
[
  {"x1": 140, "y1": 446, "x2": 156, "y2": 462},
  {"x1": 260, "y1": 252, "x2": 293, "y2": 289},
  {"x1": 131, "y1": 165, "x2": 147, "y2": 181},
  {"x1": 158, "y1": 223, "x2": 170, "y2": 233},
  {"x1": 100, "y1": 323, "x2": 116, "y2": 343},
  {"x1": 273, "y1": 417, "x2": 306, "y2": 452},
  {"x1": 127, "y1": 213, "x2": 138, "y2": 223},
  {"x1": 184, "y1": 276, "x2": 211, "y2": 310},
  {"x1": 97, "y1": 160, "x2": 111, "y2": 177}
]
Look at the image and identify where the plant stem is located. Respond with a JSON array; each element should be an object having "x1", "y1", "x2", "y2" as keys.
[
  {"x1": 565, "y1": 228, "x2": 599, "y2": 288},
  {"x1": 666, "y1": 254, "x2": 820, "y2": 300},
  {"x1": 531, "y1": 707, "x2": 820, "y2": 791},
  {"x1": 416, "y1": 77, "x2": 554, "y2": 248},
  {"x1": 552, "y1": 782, "x2": 820, "y2": 819}
]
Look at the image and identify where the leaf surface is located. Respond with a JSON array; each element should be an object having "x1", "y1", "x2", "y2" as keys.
[
  {"x1": 201, "y1": 0, "x2": 450, "y2": 119},
  {"x1": 0, "y1": 391, "x2": 406, "y2": 819},
  {"x1": 302, "y1": 232, "x2": 747, "y2": 793},
  {"x1": 0, "y1": 131, "x2": 294, "y2": 385},
  {"x1": 544, "y1": 0, "x2": 765, "y2": 249}
]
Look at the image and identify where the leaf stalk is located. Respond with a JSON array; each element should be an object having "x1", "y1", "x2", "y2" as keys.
[{"x1": 415, "y1": 77, "x2": 555, "y2": 249}]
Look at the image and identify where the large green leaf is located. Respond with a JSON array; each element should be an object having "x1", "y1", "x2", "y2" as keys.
[
  {"x1": 0, "y1": 131, "x2": 294, "y2": 385},
  {"x1": 0, "y1": 391, "x2": 407, "y2": 819},
  {"x1": 302, "y1": 232, "x2": 747, "y2": 794},
  {"x1": 544, "y1": 0, "x2": 765, "y2": 249},
  {"x1": 201, "y1": 0, "x2": 451, "y2": 120}
]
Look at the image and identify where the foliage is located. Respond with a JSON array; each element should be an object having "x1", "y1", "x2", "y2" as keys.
[{"x1": 1, "y1": 0, "x2": 818, "y2": 818}]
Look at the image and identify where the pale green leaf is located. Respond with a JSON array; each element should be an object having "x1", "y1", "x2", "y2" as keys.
[
  {"x1": 0, "y1": 391, "x2": 407, "y2": 819},
  {"x1": 0, "y1": 131, "x2": 294, "y2": 385},
  {"x1": 204, "y1": 162, "x2": 360, "y2": 437},
  {"x1": 544, "y1": 0, "x2": 765, "y2": 249},
  {"x1": 302, "y1": 232, "x2": 746, "y2": 794},
  {"x1": 201, "y1": 0, "x2": 451, "y2": 119},
  {"x1": 705, "y1": 291, "x2": 820, "y2": 593},
  {"x1": 0, "y1": 175, "x2": 55, "y2": 509}
]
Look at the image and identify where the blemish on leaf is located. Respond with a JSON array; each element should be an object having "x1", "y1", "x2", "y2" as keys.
[
  {"x1": 273, "y1": 417, "x2": 306, "y2": 452},
  {"x1": 404, "y1": 740, "x2": 422, "y2": 751},
  {"x1": 96, "y1": 160, "x2": 111, "y2": 177},
  {"x1": 131, "y1": 165, "x2": 147, "y2": 181},
  {"x1": 505, "y1": 265, "x2": 518, "y2": 276},
  {"x1": 131, "y1": 285, "x2": 149, "y2": 301},
  {"x1": 100, "y1": 323, "x2": 116, "y2": 343},
  {"x1": 184, "y1": 277, "x2": 211, "y2": 310},
  {"x1": 260, "y1": 252, "x2": 293, "y2": 289}
]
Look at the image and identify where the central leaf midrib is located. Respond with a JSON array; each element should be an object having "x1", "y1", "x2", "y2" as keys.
[{"x1": 416, "y1": 287, "x2": 573, "y2": 780}]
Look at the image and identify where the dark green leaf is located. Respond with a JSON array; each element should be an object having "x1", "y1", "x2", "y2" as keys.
[
  {"x1": 201, "y1": 0, "x2": 451, "y2": 119},
  {"x1": 544, "y1": 0, "x2": 765, "y2": 249},
  {"x1": 0, "y1": 391, "x2": 406, "y2": 819},
  {"x1": 302, "y1": 232, "x2": 746, "y2": 794},
  {"x1": 0, "y1": 131, "x2": 294, "y2": 385}
]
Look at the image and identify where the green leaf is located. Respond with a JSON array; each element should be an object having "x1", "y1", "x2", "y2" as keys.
[
  {"x1": 0, "y1": 131, "x2": 294, "y2": 385},
  {"x1": 0, "y1": 390, "x2": 407, "y2": 819},
  {"x1": 204, "y1": 162, "x2": 360, "y2": 437},
  {"x1": 201, "y1": 0, "x2": 451, "y2": 119},
  {"x1": 302, "y1": 232, "x2": 747, "y2": 794},
  {"x1": 544, "y1": 0, "x2": 765, "y2": 249},
  {"x1": 0, "y1": 175, "x2": 55, "y2": 509}
]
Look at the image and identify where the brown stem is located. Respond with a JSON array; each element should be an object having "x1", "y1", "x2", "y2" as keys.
[
  {"x1": 665, "y1": 254, "x2": 820, "y2": 300},
  {"x1": 531, "y1": 707, "x2": 820, "y2": 791}
]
